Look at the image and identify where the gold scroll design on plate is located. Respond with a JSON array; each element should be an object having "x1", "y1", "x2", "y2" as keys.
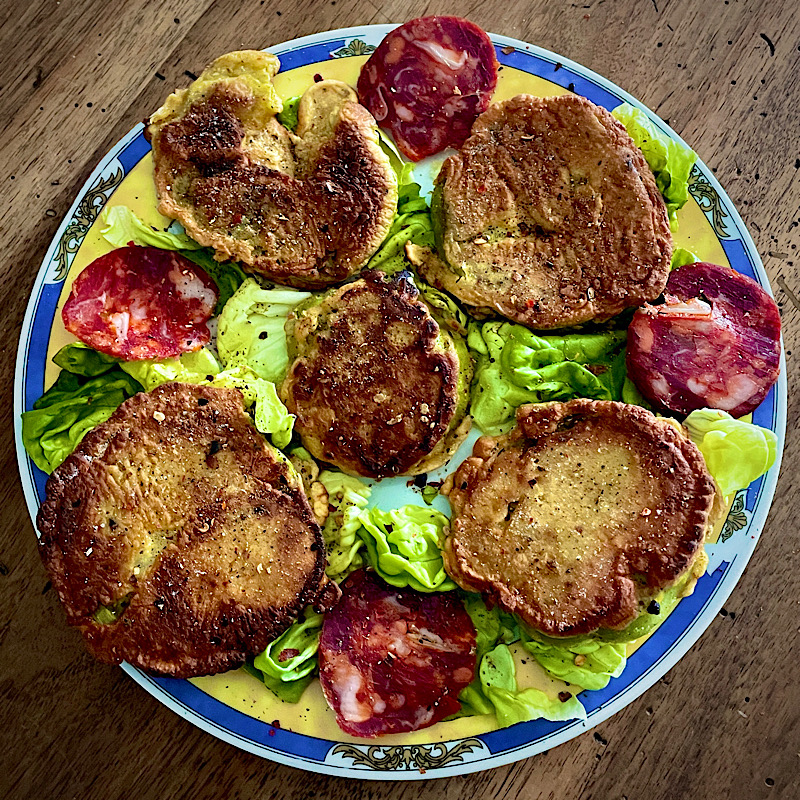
[
  {"x1": 330, "y1": 738, "x2": 485, "y2": 771},
  {"x1": 331, "y1": 39, "x2": 376, "y2": 58},
  {"x1": 687, "y1": 164, "x2": 732, "y2": 240},
  {"x1": 53, "y1": 167, "x2": 124, "y2": 282}
]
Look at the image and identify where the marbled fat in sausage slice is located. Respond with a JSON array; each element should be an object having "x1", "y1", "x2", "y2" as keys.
[
  {"x1": 62, "y1": 245, "x2": 218, "y2": 360},
  {"x1": 357, "y1": 16, "x2": 498, "y2": 161},
  {"x1": 318, "y1": 569, "x2": 476, "y2": 737},
  {"x1": 627, "y1": 262, "x2": 781, "y2": 417}
]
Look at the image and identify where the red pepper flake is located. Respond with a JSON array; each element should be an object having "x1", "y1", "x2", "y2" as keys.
[
  {"x1": 268, "y1": 728, "x2": 276, "y2": 736},
  {"x1": 313, "y1": 73, "x2": 323, "y2": 82},
  {"x1": 477, "y1": 184, "x2": 487, "y2": 193}
]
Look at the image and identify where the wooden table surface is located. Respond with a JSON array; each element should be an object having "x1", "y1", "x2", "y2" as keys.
[{"x1": 1, "y1": 1, "x2": 797, "y2": 797}]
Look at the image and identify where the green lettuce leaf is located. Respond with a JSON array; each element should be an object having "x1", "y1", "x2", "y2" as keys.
[
  {"x1": 99, "y1": 205, "x2": 247, "y2": 311},
  {"x1": 612, "y1": 103, "x2": 697, "y2": 231},
  {"x1": 52, "y1": 342, "x2": 121, "y2": 376},
  {"x1": 216, "y1": 278, "x2": 312, "y2": 382},
  {"x1": 100, "y1": 205, "x2": 203, "y2": 251},
  {"x1": 683, "y1": 408, "x2": 778, "y2": 496},
  {"x1": 357, "y1": 505, "x2": 456, "y2": 592},
  {"x1": 276, "y1": 95, "x2": 300, "y2": 131},
  {"x1": 119, "y1": 348, "x2": 222, "y2": 391},
  {"x1": 367, "y1": 181, "x2": 436, "y2": 275},
  {"x1": 469, "y1": 322, "x2": 627, "y2": 434},
  {"x1": 21, "y1": 365, "x2": 142, "y2": 473},
  {"x1": 251, "y1": 607, "x2": 323, "y2": 702},
  {"x1": 671, "y1": 247, "x2": 699, "y2": 270},
  {"x1": 520, "y1": 631, "x2": 626, "y2": 691},
  {"x1": 480, "y1": 645, "x2": 587, "y2": 725},
  {"x1": 318, "y1": 471, "x2": 372, "y2": 583}
]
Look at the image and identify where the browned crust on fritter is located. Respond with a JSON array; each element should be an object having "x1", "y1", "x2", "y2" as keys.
[
  {"x1": 37, "y1": 383, "x2": 332, "y2": 677},
  {"x1": 442, "y1": 400, "x2": 715, "y2": 636},
  {"x1": 423, "y1": 94, "x2": 672, "y2": 329},
  {"x1": 281, "y1": 271, "x2": 461, "y2": 478},
  {"x1": 148, "y1": 78, "x2": 396, "y2": 289}
]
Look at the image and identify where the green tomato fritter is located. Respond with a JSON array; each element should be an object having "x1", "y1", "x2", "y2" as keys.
[{"x1": 281, "y1": 270, "x2": 472, "y2": 478}]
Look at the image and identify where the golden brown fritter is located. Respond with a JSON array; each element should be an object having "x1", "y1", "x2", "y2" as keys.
[
  {"x1": 442, "y1": 399, "x2": 715, "y2": 637},
  {"x1": 37, "y1": 383, "x2": 336, "y2": 678},
  {"x1": 147, "y1": 52, "x2": 397, "y2": 289},
  {"x1": 415, "y1": 94, "x2": 672, "y2": 329},
  {"x1": 281, "y1": 270, "x2": 471, "y2": 479}
]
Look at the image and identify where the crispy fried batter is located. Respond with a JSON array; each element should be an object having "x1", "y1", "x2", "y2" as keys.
[
  {"x1": 147, "y1": 53, "x2": 397, "y2": 289},
  {"x1": 442, "y1": 399, "x2": 715, "y2": 636},
  {"x1": 416, "y1": 94, "x2": 672, "y2": 329},
  {"x1": 37, "y1": 383, "x2": 335, "y2": 677},
  {"x1": 281, "y1": 270, "x2": 471, "y2": 479}
]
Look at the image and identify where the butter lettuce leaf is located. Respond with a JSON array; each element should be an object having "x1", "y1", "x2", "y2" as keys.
[
  {"x1": 367, "y1": 180, "x2": 435, "y2": 275},
  {"x1": 276, "y1": 95, "x2": 300, "y2": 132},
  {"x1": 480, "y1": 645, "x2": 587, "y2": 726},
  {"x1": 520, "y1": 631, "x2": 626, "y2": 691},
  {"x1": 119, "y1": 348, "x2": 222, "y2": 391},
  {"x1": 318, "y1": 471, "x2": 371, "y2": 583},
  {"x1": 99, "y1": 205, "x2": 246, "y2": 311},
  {"x1": 216, "y1": 278, "x2": 311, "y2": 383},
  {"x1": 470, "y1": 322, "x2": 627, "y2": 435},
  {"x1": 671, "y1": 247, "x2": 699, "y2": 270},
  {"x1": 612, "y1": 103, "x2": 697, "y2": 231},
  {"x1": 21, "y1": 355, "x2": 142, "y2": 473},
  {"x1": 100, "y1": 205, "x2": 203, "y2": 251},
  {"x1": 358, "y1": 505, "x2": 456, "y2": 592},
  {"x1": 684, "y1": 408, "x2": 778, "y2": 496},
  {"x1": 251, "y1": 607, "x2": 323, "y2": 702}
]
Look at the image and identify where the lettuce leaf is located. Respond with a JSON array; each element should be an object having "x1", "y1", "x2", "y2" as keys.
[
  {"x1": 100, "y1": 205, "x2": 203, "y2": 251},
  {"x1": 367, "y1": 181, "x2": 436, "y2": 275},
  {"x1": 671, "y1": 247, "x2": 699, "y2": 270},
  {"x1": 318, "y1": 471, "x2": 371, "y2": 583},
  {"x1": 119, "y1": 348, "x2": 222, "y2": 391},
  {"x1": 479, "y1": 644, "x2": 587, "y2": 726},
  {"x1": 520, "y1": 630, "x2": 626, "y2": 691},
  {"x1": 683, "y1": 408, "x2": 778, "y2": 496},
  {"x1": 251, "y1": 607, "x2": 323, "y2": 702},
  {"x1": 99, "y1": 205, "x2": 246, "y2": 311},
  {"x1": 216, "y1": 278, "x2": 311, "y2": 383},
  {"x1": 276, "y1": 95, "x2": 300, "y2": 132},
  {"x1": 469, "y1": 322, "x2": 627, "y2": 434},
  {"x1": 612, "y1": 103, "x2": 697, "y2": 231},
  {"x1": 357, "y1": 505, "x2": 456, "y2": 592},
  {"x1": 21, "y1": 357, "x2": 143, "y2": 473},
  {"x1": 51, "y1": 341, "x2": 121, "y2": 376}
]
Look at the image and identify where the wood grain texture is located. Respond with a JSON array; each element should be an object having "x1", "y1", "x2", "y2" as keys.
[{"x1": 1, "y1": 0, "x2": 798, "y2": 797}]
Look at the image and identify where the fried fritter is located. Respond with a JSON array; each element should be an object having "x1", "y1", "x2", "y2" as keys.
[
  {"x1": 37, "y1": 382, "x2": 336, "y2": 678},
  {"x1": 412, "y1": 94, "x2": 672, "y2": 329},
  {"x1": 147, "y1": 52, "x2": 397, "y2": 289},
  {"x1": 281, "y1": 270, "x2": 472, "y2": 479},
  {"x1": 442, "y1": 399, "x2": 715, "y2": 637}
]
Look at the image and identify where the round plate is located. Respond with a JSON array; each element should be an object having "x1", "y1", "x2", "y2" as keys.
[{"x1": 14, "y1": 24, "x2": 787, "y2": 779}]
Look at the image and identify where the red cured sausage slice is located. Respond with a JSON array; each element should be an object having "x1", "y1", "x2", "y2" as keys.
[
  {"x1": 62, "y1": 245, "x2": 218, "y2": 360},
  {"x1": 357, "y1": 16, "x2": 499, "y2": 161},
  {"x1": 318, "y1": 569, "x2": 476, "y2": 737},
  {"x1": 627, "y1": 262, "x2": 781, "y2": 418}
]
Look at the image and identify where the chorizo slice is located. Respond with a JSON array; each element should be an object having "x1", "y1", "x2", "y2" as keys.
[
  {"x1": 62, "y1": 245, "x2": 217, "y2": 360},
  {"x1": 357, "y1": 16, "x2": 498, "y2": 161},
  {"x1": 318, "y1": 569, "x2": 476, "y2": 737},
  {"x1": 627, "y1": 262, "x2": 781, "y2": 417}
]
